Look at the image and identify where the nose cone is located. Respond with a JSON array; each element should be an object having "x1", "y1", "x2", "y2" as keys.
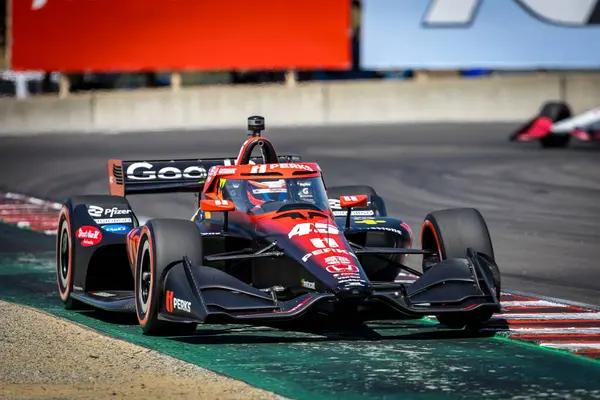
[
  {"x1": 258, "y1": 214, "x2": 372, "y2": 293},
  {"x1": 334, "y1": 283, "x2": 371, "y2": 301}
]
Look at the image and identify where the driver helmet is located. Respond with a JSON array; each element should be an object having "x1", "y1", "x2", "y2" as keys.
[{"x1": 246, "y1": 179, "x2": 288, "y2": 206}]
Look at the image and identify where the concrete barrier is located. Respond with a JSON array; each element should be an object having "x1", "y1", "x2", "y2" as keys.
[{"x1": 1, "y1": 73, "x2": 599, "y2": 135}]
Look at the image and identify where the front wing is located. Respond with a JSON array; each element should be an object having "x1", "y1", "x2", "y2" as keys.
[{"x1": 158, "y1": 251, "x2": 501, "y2": 325}]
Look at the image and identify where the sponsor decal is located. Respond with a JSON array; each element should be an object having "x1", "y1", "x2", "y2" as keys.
[
  {"x1": 88, "y1": 205, "x2": 132, "y2": 218},
  {"x1": 326, "y1": 264, "x2": 360, "y2": 274},
  {"x1": 334, "y1": 273, "x2": 362, "y2": 279},
  {"x1": 345, "y1": 281, "x2": 365, "y2": 287},
  {"x1": 94, "y1": 218, "x2": 133, "y2": 224},
  {"x1": 330, "y1": 198, "x2": 373, "y2": 209},
  {"x1": 367, "y1": 227, "x2": 405, "y2": 235},
  {"x1": 250, "y1": 165, "x2": 267, "y2": 174},
  {"x1": 126, "y1": 162, "x2": 207, "y2": 181},
  {"x1": 342, "y1": 195, "x2": 360, "y2": 202},
  {"x1": 218, "y1": 167, "x2": 237, "y2": 175},
  {"x1": 288, "y1": 222, "x2": 339, "y2": 238},
  {"x1": 301, "y1": 279, "x2": 316, "y2": 290},
  {"x1": 207, "y1": 166, "x2": 218, "y2": 179},
  {"x1": 302, "y1": 248, "x2": 356, "y2": 263},
  {"x1": 253, "y1": 188, "x2": 286, "y2": 194},
  {"x1": 91, "y1": 291, "x2": 116, "y2": 298},
  {"x1": 87, "y1": 205, "x2": 104, "y2": 217},
  {"x1": 76, "y1": 226, "x2": 102, "y2": 247},
  {"x1": 103, "y1": 207, "x2": 132, "y2": 218},
  {"x1": 356, "y1": 219, "x2": 386, "y2": 225},
  {"x1": 270, "y1": 163, "x2": 313, "y2": 172},
  {"x1": 259, "y1": 286, "x2": 285, "y2": 292},
  {"x1": 165, "y1": 290, "x2": 191, "y2": 313},
  {"x1": 329, "y1": 199, "x2": 341, "y2": 209},
  {"x1": 102, "y1": 224, "x2": 131, "y2": 234},
  {"x1": 325, "y1": 256, "x2": 351, "y2": 265},
  {"x1": 310, "y1": 237, "x2": 339, "y2": 249},
  {"x1": 333, "y1": 210, "x2": 375, "y2": 216}
]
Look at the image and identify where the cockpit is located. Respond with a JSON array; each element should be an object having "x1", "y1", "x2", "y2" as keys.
[{"x1": 217, "y1": 176, "x2": 331, "y2": 215}]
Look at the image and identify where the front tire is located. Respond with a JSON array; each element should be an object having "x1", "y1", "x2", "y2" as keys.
[
  {"x1": 135, "y1": 219, "x2": 202, "y2": 336},
  {"x1": 420, "y1": 208, "x2": 500, "y2": 329}
]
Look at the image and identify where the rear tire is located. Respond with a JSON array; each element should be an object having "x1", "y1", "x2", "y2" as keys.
[
  {"x1": 540, "y1": 134, "x2": 571, "y2": 148},
  {"x1": 56, "y1": 195, "x2": 135, "y2": 310},
  {"x1": 135, "y1": 219, "x2": 202, "y2": 336},
  {"x1": 420, "y1": 208, "x2": 500, "y2": 329},
  {"x1": 539, "y1": 101, "x2": 572, "y2": 122},
  {"x1": 56, "y1": 207, "x2": 85, "y2": 310},
  {"x1": 538, "y1": 101, "x2": 572, "y2": 149}
]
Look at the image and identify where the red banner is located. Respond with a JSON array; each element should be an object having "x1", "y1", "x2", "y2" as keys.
[{"x1": 10, "y1": 0, "x2": 351, "y2": 72}]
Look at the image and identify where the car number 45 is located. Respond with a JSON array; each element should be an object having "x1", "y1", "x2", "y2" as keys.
[{"x1": 288, "y1": 223, "x2": 339, "y2": 238}]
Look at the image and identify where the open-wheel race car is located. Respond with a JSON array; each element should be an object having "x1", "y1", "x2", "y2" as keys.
[
  {"x1": 510, "y1": 100, "x2": 600, "y2": 148},
  {"x1": 56, "y1": 116, "x2": 501, "y2": 335}
]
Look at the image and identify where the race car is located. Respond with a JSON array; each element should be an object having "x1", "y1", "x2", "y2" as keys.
[
  {"x1": 510, "y1": 101, "x2": 600, "y2": 148},
  {"x1": 56, "y1": 116, "x2": 501, "y2": 336}
]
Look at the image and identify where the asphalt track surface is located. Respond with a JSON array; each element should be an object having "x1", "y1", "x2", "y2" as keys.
[{"x1": 0, "y1": 123, "x2": 599, "y2": 306}]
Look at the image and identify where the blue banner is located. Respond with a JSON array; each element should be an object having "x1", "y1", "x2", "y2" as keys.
[{"x1": 360, "y1": 0, "x2": 600, "y2": 69}]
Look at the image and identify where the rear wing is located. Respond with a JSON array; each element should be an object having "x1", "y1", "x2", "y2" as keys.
[{"x1": 108, "y1": 155, "x2": 301, "y2": 196}]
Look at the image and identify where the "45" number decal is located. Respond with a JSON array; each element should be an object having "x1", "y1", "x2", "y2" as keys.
[{"x1": 288, "y1": 223, "x2": 339, "y2": 239}]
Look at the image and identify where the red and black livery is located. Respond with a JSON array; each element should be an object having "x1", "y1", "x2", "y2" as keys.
[{"x1": 56, "y1": 116, "x2": 501, "y2": 336}]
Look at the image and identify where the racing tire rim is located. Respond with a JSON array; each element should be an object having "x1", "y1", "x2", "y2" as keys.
[
  {"x1": 136, "y1": 237, "x2": 153, "y2": 322},
  {"x1": 56, "y1": 213, "x2": 72, "y2": 301}
]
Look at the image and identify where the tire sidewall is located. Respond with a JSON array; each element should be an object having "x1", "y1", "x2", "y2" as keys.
[
  {"x1": 56, "y1": 206, "x2": 73, "y2": 302},
  {"x1": 423, "y1": 208, "x2": 494, "y2": 261},
  {"x1": 135, "y1": 226, "x2": 156, "y2": 329}
]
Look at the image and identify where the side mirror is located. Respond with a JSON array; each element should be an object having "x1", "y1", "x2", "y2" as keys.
[
  {"x1": 200, "y1": 200, "x2": 235, "y2": 231},
  {"x1": 339, "y1": 195, "x2": 369, "y2": 230},
  {"x1": 200, "y1": 199, "x2": 236, "y2": 212},
  {"x1": 339, "y1": 195, "x2": 368, "y2": 209}
]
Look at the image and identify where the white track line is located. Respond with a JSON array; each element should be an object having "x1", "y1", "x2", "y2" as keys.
[
  {"x1": 483, "y1": 328, "x2": 600, "y2": 334},
  {"x1": 540, "y1": 343, "x2": 600, "y2": 350},
  {"x1": 501, "y1": 300, "x2": 569, "y2": 308},
  {"x1": 492, "y1": 313, "x2": 600, "y2": 320}
]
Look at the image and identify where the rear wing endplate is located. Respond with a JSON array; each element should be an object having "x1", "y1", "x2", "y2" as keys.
[{"x1": 108, "y1": 155, "x2": 301, "y2": 196}]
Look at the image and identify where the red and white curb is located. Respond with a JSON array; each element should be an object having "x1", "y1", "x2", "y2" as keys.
[
  {"x1": 0, "y1": 192, "x2": 62, "y2": 235},
  {"x1": 1, "y1": 192, "x2": 599, "y2": 361},
  {"x1": 419, "y1": 292, "x2": 600, "y2": 360}
]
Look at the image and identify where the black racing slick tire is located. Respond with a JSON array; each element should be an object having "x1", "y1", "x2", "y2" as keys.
[
  {"x1": 420, "y1": 208, "x2": 501, "y2": 329},
  {"x1": 538, "y1": 101, "x2": 572, "y2": 149},
  {"x1": 421, "y1": 208, "x2": 495, "y2": 264},
  {"x1": 135, "y1": 219, "x2": 202, "y2": 336},
  {"x1": 56, "y1": 205, "x2": 85, "y2": 310},
  {"x1": 539, "y1": 101, "x2": 572, "y2": 122},
  {"x1": 56, "y1": 195, "x2": 133, "y2": 310},
  {"x1": 540, "y1": 134, "x2": 571, "y2": 148}
]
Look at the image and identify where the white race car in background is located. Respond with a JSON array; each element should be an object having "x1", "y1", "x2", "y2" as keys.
[{"x1": 510, "y1": 101, "x2": 600, "y2": 148}]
